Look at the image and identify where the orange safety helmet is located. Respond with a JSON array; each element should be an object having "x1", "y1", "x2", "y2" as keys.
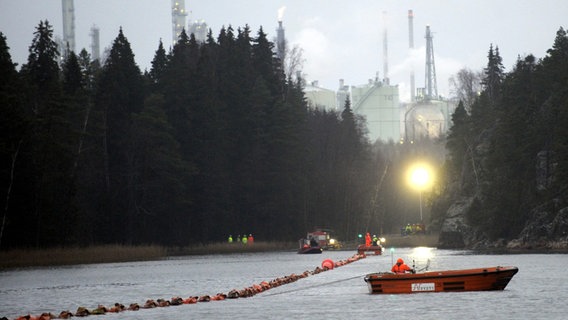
[{"x1": 397, "y1": 258, "x2": 404, "y2": 264}]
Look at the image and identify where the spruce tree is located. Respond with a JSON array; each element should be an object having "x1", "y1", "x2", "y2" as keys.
[
  {"x1": 21, "y1": 20, "x2": 79, "y2": 247},
  {"x1": 0, "y1": 32, "x2": 27, "y2": 248},
  {"x1": 94, "y1": 27, "x2": 144, "y2": 244}
]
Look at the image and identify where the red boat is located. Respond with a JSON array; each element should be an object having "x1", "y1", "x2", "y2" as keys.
[{"x1": 364, "y1": 266, "x2": 518, "y2": 294}]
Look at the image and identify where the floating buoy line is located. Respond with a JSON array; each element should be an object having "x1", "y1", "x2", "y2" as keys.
[{"x1": 4, "y1": 253, "x2": 367, "y2": 320}]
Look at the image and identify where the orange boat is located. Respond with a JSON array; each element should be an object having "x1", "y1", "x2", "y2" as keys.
[{"x1": 364, "y1": 266, "x2": 518, "y2": 294}]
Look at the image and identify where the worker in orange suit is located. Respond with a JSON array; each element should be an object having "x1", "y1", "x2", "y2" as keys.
[
  {"x1": 248, "y1": 234, "x2": 254, "y2": 244},
  {"x1": 365, "y1": 232, "x2": 371, "y2": 247},
  {"x1": 391, "y1": 258, "x2": 415, "y2": 273}
]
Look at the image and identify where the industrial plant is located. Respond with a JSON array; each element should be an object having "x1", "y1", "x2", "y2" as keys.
[{"x1": 56, "y1": 1, "x2": 455, "y2": 143}]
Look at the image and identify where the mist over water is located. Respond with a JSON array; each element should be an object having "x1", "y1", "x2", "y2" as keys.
[{"x1": 1, "y1": 249, "x2": 566, "y2": 319}]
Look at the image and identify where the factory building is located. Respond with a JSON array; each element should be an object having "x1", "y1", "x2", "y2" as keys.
[
  {"x1": 351, "y1": 79, "x2": 401, "y2": 142},
  {"x1": 304, "y1": 81, "x2": 337, "y2": 111}
]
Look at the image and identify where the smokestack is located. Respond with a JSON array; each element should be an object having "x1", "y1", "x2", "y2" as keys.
[
  {"x1": 276, "y1": 21, "x2": 285, "y2": 61},
  {"x1": 89, "y1": 25, "x2": 100, "y2": 62},
  {"x1": 61, "y1": 0, "x2": 76, "y2": 54},
  {"x1": 382, "y1": 11, "x2": 389, "y2": 85},
  {"x1": 408, "y1": 10, "x2": 415, "y2": 102},
  {"x1": 276, "y1": 7, "x2": 286, "y2": 62}
]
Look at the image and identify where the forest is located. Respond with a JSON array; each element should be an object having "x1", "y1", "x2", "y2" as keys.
[
  {"x1": 436, "y1": 27, "x2": 568, "y2": 243},
  {"x1": 0, "y1": 21, "x2": 391, "y2": 249},
  {"x1": 1, "y1": 20, "x2": 567, "y2": 249}
]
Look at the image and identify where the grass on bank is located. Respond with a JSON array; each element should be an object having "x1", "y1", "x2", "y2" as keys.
[
  {"x1": 0, "y1": 235, "x2": 439, "y2": 269},
  {"x1": 0, "y1": 241, "x2": 296, "y2": 269}
]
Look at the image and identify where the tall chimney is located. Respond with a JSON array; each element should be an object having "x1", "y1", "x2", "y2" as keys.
[
  {"x1": 276, "y1": 20, "x2": 286, "y2": 61},
  {"x1": 61, "y1": 0, "x2": 76, "y2": 55},
  {"x1": 408, "y1": 10, "x2": 415, "y2": 102},
  {"x1": 382, "y1": 11, "x2": 389, "y2": 85}
]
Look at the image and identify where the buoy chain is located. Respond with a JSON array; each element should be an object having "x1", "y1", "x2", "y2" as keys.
[{"x1": 5, "y1": 253, "x2": 366, "y2": 320}]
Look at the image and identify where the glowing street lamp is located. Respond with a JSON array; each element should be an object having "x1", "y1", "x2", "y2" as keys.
[{"x1": 407, "y1": 163, "x2": 433, "y2": 221}]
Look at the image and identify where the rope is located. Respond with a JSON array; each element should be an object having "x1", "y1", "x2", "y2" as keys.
[{"x1": 263, "y1": 274, "x2": 365, "y2": 297}]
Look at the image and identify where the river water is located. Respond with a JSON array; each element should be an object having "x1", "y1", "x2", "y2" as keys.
[{"x1": 1, "y1": 248, "x2": 566, "y2": 319}]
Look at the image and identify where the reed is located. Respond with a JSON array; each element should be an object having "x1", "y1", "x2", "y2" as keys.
[
  {"x1": 0, "y1": 241, "x2": 296, "y2": 269},
  {"x1": 0, "y1": 245, "x2": 167, "y2": 269},
  {"x1": 170, "y1": 241, "x2": 296, "y2": 256}
]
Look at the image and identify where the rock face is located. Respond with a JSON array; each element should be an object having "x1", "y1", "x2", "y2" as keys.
[
  {"x1": 507, "y1": 200, "x2": 568, "y2": 251},
  {"x1": 438, "y1": 198, "x2": 471, "y2": 249},
  {"x1": 438, "y1": 196, "x2": 568, "y2": 251},
  {"x1": 436, "y1": 122, "x2": 568, "y2": 251}
]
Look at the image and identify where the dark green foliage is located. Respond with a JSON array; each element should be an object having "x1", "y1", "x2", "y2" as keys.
[
  {"x1": 6, "y1": 21, "x2": 566, "y2": 249},
  {"x1": 445, "y1": 101, "x2": 470, "y2": 178},
  {"x1": 0, "y1": 21, "x2": 378, "y2": 249},
  {"x1": 443, "y1": 27, "x2": 568, "y2": 241}
]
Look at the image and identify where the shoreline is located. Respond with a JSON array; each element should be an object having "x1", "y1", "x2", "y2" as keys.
[{"x1": 2, "y1": 234, "x2": 565, "y2": 269}]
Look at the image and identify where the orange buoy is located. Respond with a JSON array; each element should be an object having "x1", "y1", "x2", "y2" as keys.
[{"x1": 321, "y1": 259, "x2": 334, "y2": 270}]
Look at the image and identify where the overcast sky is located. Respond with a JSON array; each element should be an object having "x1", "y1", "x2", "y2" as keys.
[{"x1": 1, "y1": 0, "x2": 567, "y2": 102}]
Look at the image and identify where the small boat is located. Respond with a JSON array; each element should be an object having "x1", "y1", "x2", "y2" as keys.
[
  {"x1": 364, "y1": 266, "x2": 518, "y2": 294},
  {"x1": 357, "y1": 244, "x2": 383, "y2": 255},
  {"x1": 297, "y1": 239, "x2": 323, "y2": 254}
]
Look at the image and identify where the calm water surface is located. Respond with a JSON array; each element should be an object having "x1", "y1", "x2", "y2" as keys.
[{"x1": 1, "y1": 248, "x2": 566, "y2": 319}]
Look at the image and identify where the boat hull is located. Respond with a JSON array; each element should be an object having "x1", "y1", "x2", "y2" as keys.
[
  {"x1": 364, "y1": 266, "x2": 518, "y2": 294},
  {"x1": 297, "y1": 246, "x2": 323, "y2": 254},
  {"x1": 357, "y1": 244, "x2": 383, "y2": 255}
]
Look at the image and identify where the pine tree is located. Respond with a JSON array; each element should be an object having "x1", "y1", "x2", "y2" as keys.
[
  {"x1": 148, "y1": 39, "x2": 168, "y2": 90},
  {"x1": 538, "y1": 27, "x2": 568, "y2": 193},
  {"x1": 482, "y1": 44, "x2": 504, "y2": 104},
  {"x1": 94, "y1": 27, "x2": 144, "y2": 244},
  {"x1": 129, "y1": 94, "x2": 193, "y2": 245},
  {"x1": 445, "y1": 101, "x2": 471, "y2": 178},
  {"x1": 20, "y1": 20, "x2": 79, "y2": 247},
  {"x1": 0, "y1": 32, "x2": 27, "y2": 248}
]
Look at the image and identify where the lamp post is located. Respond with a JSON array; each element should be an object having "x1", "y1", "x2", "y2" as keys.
[{"x1": 408, "y1": 164, "x2": 432, "y2": 222}]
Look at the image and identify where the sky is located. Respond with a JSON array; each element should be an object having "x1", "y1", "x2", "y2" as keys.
[{"x1": 1, "y1": 0, "x2": 567, "y2": 102}]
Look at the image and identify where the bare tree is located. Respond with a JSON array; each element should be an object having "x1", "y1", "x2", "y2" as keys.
[
  {"x1": 283, "y1": 43, "x2": 305, "y2": 81},
  {"x1": 449, "y1": 68, "x2": 483, "y2": 112}
]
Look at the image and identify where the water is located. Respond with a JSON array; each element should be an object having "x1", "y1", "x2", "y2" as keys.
[{"x1": 1, "y1": 248, "x2": 566, "y2": 319}]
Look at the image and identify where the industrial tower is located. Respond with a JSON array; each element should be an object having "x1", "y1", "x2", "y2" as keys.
[
  {"x1": 172, "y1": 0, "x2": 188, "y2": 44},
  {"x1": 382, "y1": 11, "x2": 389, "y2": 85},
  {"x1": 424, "y1": 25, "x2": 438, "y2": 101},
  {"x1": 276, "y1": 21, "x2": 286, "y2": 62},
  {"x1": 90, "y1": 25, "x2": 100, "y2": 62},
  {"x1": 276, "y1": 7, "x2": 286, "y2": 62},
  {"x1": 408, "y1": 10, "x2": 415, "y2": 102},
  {"x1": 61, "y1": 0, "x2": 76, "y2": 54}
]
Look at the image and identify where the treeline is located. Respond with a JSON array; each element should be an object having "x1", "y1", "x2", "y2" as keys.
[
  {"x1": 0, "y1": 21, "x2": 384, "y2": 249},
  {"x1": 439, "y1": 27, "x2": 568, "y2": 240}
]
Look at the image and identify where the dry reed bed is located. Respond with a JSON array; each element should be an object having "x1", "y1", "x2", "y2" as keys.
[{"x1": 0, "y1": 242, "x2": 296, "y2": 269}]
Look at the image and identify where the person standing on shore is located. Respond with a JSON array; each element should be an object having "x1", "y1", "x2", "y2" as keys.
[{"x1": 228, "y1": 235, "x2": 233, "y2": 243}]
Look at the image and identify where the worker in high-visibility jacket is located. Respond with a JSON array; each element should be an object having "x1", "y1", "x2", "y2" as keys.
[{"x1": 392, "y1": 258, "x2": 414, "y2": 273}]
